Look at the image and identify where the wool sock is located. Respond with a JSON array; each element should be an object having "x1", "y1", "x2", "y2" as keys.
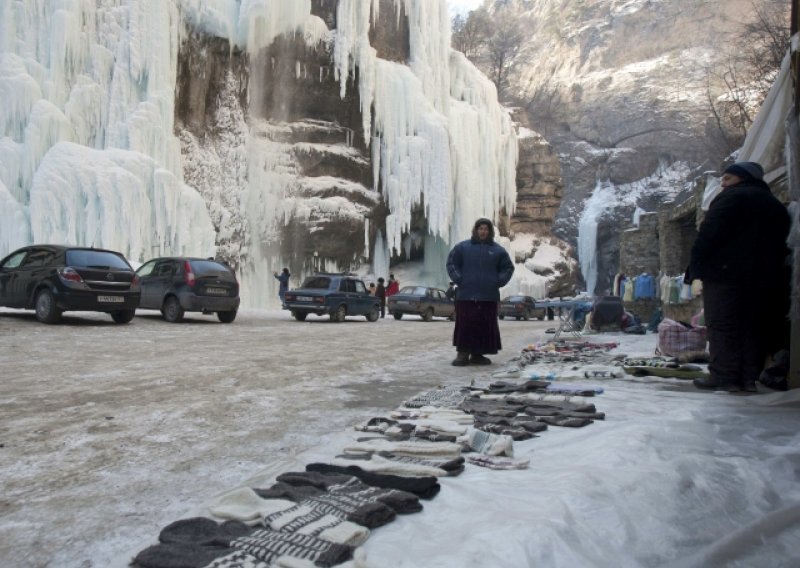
[
  {"x1": 208, "y1": 488, "x2": 294, "y2": 523},
  {"x1": 158, "y1": 517, "x2": 251, "y2": 547},
  {"x1": 132, "y1": 542, "x2": 232, "y2": 568},
  {"x1": 331, "y1": 454, "x2": 448, "y2": 478},
  {"x1": 255, "y1": 482, "x2": 325, "y2": 503},
  {"x1": 342, "y1": 438, "x2": 462, "y2": 459},
  {"x1": 305, "y1": 463, "x2": 441, "y2": 499},
  {"x1": 203, "y1": 550, "x2": 272, "y2": 568},
  {"x1": 458, "y1": 427, "x2": 514, "y2": 457},
  {"x1": 466, "y1": 454, "x2": 530, "y2": 470},
  {"x1": 230, "y1": 529, "x2": 353, "y2": 568}
]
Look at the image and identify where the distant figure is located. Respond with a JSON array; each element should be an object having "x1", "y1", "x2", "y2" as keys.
[
  {"x1": 386, "y1": 274, "x2": 399, "y2": 297},
  {"x1": 445, "y1": 281, "x2": 457, "y2": 301},
  {"x1": 446, "y1": 218, "x2": 514, "y2": 366},
  {"x1": 686, "y1": 161, "x2": 790, "y2": 392},
  {"x1": 375, "y1": 277, "x2": 387, "y2": 318},
  {"x1": 273, "y1": 268, "x2": 290, "y2": 308},
  {"x1": 368, "y1": 282, "x2": 377, "y2": 296}
]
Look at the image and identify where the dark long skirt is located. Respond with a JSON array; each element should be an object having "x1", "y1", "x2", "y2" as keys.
[{"x1": 453, "y1": 300, "x2": 501, "y2": 354}]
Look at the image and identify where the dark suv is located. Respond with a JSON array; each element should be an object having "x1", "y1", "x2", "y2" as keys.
[
  {"x1": 135, "y1": 257, "x2": 240, "y2": 323},
  {"x1": 283, "y1": 273, "x2": 380, "y2": 322},
  {"x1": 0, "y1": 244, "x2": 140, "y2": 324}
]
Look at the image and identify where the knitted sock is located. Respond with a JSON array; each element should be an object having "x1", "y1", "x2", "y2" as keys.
[
  {"x1": 132, "y1": 542, "x2": 232, "y2": 568},
  {"x1": 266, "y1": 491, "x2": 395, "y2": 531},
  {"x1": 231, "y1": 529, "x2": 353, "y2": 568},
  {"x1": 342, "y1": 438, "x2": 462, "y2": 459},
  {"x1": 208, "y1": 488, "x2": 294, "y2": 523},
  {"x1": 402, "y1": 386, "x2": 470, "y2": 408},
  {"x1": 254, "y1": 482, "x2": 324, "y2": 503},
  {"x1": 375, "y1": 451, "x2": 465, "y2": 475},
  {"x1": 276, "y1": 473, "x2": 422, "y2": 514},
  {"x1": 203, "y1": 550, "x2": 272, "y2": 568},
  {"x1": 471, "y1": 423, "x2": 536, "y2": 441},
  {"x1": 466, "y1": 454, "x2": 530, "y2": 470},
  {"x1": 330, "y1": 454, "x2": 448, "y2": 478},
  {"x1": 535, "y1": 415, "x2": 594, "y2": 428},
  {"x1": 305, "y1": 463, "x2": 441, "y2": 499},
  {"x1": 158, "y1": 517, "x2": 251, "y2": 547},
  {"x1": 458, "y1": 427, "x2": 514, "y2": 457}
]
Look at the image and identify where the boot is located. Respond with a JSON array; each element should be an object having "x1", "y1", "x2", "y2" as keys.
[
  {"x1": 693, "y1": 377, "x2": 739, "y2": 392},
  {"x1": 470, "y1": 354, "x2": 492, "y2": 365},
  {"x1": 452, "y1": 352, "x2": 470, "y2": 366}
]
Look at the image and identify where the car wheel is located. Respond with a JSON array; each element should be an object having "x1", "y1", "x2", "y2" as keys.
[
  {"x1": 292, "y1": 311, "x2": 308, "y2": 322},
  {"x1": 366, "y1": 306, "x2": 380, "y2": 322},
  {"x1": 515, "y1": 316, "x2": 521, "y2": 321},
  {"x1": 217, "y1": 310, "x2": 237, "y2": 323},
  {"x1": 162, "y1": 296, "x2": 184, "y2": 323},
  {"x1": 111, "y1": 310, "x2": 135, "y2": 324},
  {"x1": 538, "y1": 315, "x2": 545, "y2": 321},
  {"x1": 422, "y1": 308, "x2": 434, "y2": 322},
  {"x1": 330, "y1": 305, "x2": 346, "y2": 322},
  {"x1": 499, "y1": 314, "x2": 505, "y2": 320},
  {"x1": 393, "y1": 312, "x2": 403, "y2": 320},
  {"x1": 523, "y1": 312, "x2": 530, "y2": 321},
  {"x1": 35, "y1": 289, "x2": 61, "y2": 324}
]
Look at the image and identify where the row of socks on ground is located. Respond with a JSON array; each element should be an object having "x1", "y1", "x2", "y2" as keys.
[
  {"x1": 583, "y1": 368, "x2": 624, "y2": 379},
  {"x1": 132, "y1": 516, "x2": 360, "y2": 568},
  {"x1": 621, "y1": 357, "x2": 680, "y2": 368}
]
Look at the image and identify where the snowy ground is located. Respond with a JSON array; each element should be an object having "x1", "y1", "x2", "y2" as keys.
[{"x1": 1, "y1": 309, "x2": 799, "y2": 567}]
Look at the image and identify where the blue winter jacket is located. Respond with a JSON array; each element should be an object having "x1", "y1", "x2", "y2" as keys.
[{"x1": 446, "y1": 238, "x2": 515, "y2": 302}]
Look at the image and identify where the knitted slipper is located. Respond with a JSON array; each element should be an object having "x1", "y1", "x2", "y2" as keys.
[{"x1": 466, "y1": 454, "x2": 530, "y2": 470}]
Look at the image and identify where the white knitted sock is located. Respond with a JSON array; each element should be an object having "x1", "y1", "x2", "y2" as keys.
[
  {"x1": 342, "y1": 438, "x2": 462, "y2": 459},
  {"x1": 331, "y1": 454, "x2": 447, "y2": 477},
  {"x1": 459, "y1": 427, "x2": 514, "y2": 457},
  {"x1": 208, "y1": 488, "x2": 293, "y2": 522}
]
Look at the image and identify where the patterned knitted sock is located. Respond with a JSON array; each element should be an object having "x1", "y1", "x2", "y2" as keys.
[
  {"x1": 265, "y1": 491, "x2": 395, "y2": 531},
  {"x1": 203, "y1": 550, "x2": 272, "y2": 568},
  {"x1": 402, "y1": 386, "x2": 470, "y2": 408},
  {"x1": 466, "y1": 454, "x2": 530, "y2": 470},
  {"x1": 275, "y1": 472, "x2": 422, "y2": 514},
  {"x1": 230, "y1": 529, "x2": 353, "y2": 568},
  {"x1": 305, "y1": 463, "x2": 441, "y2": 499},
  {"x1": 330, "y1": 454, "x2": 448, "y2": 478},
  {"x1": 374, "y1": 451, "x2": 465, "y2": 476},
  {"x1": 458, "y1": 427, "x2": 514, "y2": 457}
]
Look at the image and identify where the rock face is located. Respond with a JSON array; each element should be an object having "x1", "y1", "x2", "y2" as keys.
[
  {"x1": 501, "y1": 0, "x2": 765, "y2": 290},
  {"x1": 509, "y1": 128, "x2": 562, "y2": 236}
]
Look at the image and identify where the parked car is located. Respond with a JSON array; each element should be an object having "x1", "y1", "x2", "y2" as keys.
[
  {"x1": 0, "y1": 244, "x2": 140, "y2": 324},
  {"x1": 283, "y1": 273, "x2": 380, "y2": 322},
  {"x1": 387, "y1": 286, "x2": 455, "y2": 321},
  {"x1": 135, "y1": 257, "x2": 240, "y2": 323},
  {"x1": 499, "y1": 295, "x2": 546, "y2": 321}
]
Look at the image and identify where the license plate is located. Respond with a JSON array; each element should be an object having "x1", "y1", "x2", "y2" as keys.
[
  {"x1": 396, "y1": 300, "x2": 409, "y2": 305},
  {"x1": 205, "y1": 287, "x2": 227, "y2": 296},
  {"x1": 98, "y1": 295, "x2": 124, "y2": 303},
  {"x1": 297, "y1": 296, "x2": 313, "y2": 302}
]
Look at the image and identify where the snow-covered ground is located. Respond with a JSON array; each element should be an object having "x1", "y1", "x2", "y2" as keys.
[{"x1": 2, "y1": 308, "x2": 798, "y2": 567}]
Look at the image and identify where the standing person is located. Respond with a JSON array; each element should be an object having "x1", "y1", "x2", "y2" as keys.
[
  {"x1": 446, "y1": 218, "x2": 515, "y2": 366},
  {"x1": 375, "y1": 277, "x2": 387, "y2": 318},
  {"x1": 445, "y1": 281, "x2": 457, "y2": 301},
  {"x1": 386, "y1": 274, "x2": 399, "y2": 297},
  {"x1": 686, "y1": 161, "x2": 790, "y2": 392},
  {"x1": 273, "y1": 268, "x2": 290, "y2": 308}
]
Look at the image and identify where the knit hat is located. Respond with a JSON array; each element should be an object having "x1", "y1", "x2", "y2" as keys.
[{"x1": 722, "y1": 161, "x2": 764, "y2": 181}]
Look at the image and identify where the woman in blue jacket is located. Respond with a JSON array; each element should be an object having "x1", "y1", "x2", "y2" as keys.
[
  {"x1": 446, "y1": 218, "x2": 515, "y2": 366},
  {"x1": 273, "y1": 268, "x2": 290, "y2": 308}
]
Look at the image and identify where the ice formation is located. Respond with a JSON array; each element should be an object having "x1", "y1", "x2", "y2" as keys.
[{"x1": 0, "y1": 0, "x2": 517, "y2": 308}]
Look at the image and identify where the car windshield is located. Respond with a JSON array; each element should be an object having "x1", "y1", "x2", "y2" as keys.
[
  {"x1": 399, "y1": 286, "x2": 428, "y2": 296},
  {"x1": 190, "y1": 260, "x2": 234, "y2": 278},
  {"x1": 301, "y1": 276, "x2": 333, "y2": 289},
  {"x1": 66, "y1": 250, "x2": 130, "y2": 270},
  {"x1": 507, "y1": 296, "x2": 528, "y2": 302}
]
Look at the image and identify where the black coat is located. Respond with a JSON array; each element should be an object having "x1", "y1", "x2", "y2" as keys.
[{"x1": 687, "y1": 178, "x2": 789, "y2": 285}]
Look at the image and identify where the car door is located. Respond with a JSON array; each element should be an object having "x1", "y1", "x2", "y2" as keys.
[
  {"x1": 16, "y1": 247, "x2": 56, "y2": 307},
  {"x1": 352, "y1": 279, "x2": 372, "y2": 314},
  {"x1": 136, "y1": 260, "x2": 159, "y2": 308},
  {"x1": 0, "y1": 249, "x2": 30, "y2": 307},
  {"x1": 432, "y1": 289, "x2": 448, "y2": 317}
]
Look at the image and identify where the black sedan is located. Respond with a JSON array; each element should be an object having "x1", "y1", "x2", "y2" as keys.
[
  {"x1": 0, "y1": 244, "x2": 140, "y2": 324},
  {"x1": 284, "y1": 273, "x2": 380, "y2": 322},
  {"x1": 136, "y1": 257, "x2": 240, "y2": 323},
  {"x1": 499, "y1": 295, "x2": 546, "y2": 321},
  {"x1": 388, "y1": 286, "x2": 454, "y2": 321}
]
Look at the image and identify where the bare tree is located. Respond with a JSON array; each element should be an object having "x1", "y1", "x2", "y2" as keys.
[
  {"x1": 451, "y1": 9, "x2": 490, "y2": 60},
  {"x1": 484, "y1": 9, "x2": 526, "y2": 98}
]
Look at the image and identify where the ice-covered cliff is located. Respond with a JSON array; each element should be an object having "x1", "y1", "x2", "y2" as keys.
[{"x1": 0, "y1": 0, "x2": 518, "y2": 307}]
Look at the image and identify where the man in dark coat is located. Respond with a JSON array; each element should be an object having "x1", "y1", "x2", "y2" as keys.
[
  {"x1": 686, "y1": 161, "x2": 790, "y2": 392},
  {"x1": 273, "y1": 268, "x2": 290, "y2": 308},
  {"x1": 446, "y1": 218, "x2": 515, "y2": 366}
]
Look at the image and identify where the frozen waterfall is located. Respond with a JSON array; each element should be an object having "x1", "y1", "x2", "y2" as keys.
[{"x1": 577, "y1": 180, "x2": 614, "y2": 297}]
